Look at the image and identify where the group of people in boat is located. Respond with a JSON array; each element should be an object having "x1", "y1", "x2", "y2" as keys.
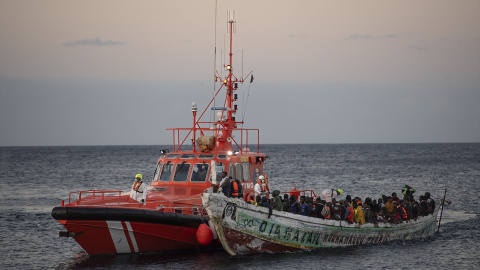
[{"x1": 247, "y1": 182, "x2": 439, "y2": 225}]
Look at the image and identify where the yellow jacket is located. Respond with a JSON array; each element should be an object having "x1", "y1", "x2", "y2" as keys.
[
  {"x1": 385, "y1": 201, "x2": 395, "y2": 213},
  {"x1": 355, "y1": 205, "x2": 365, "y2": 225}
]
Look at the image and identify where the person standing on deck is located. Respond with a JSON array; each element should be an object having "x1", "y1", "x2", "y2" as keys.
[
  {"x1": 321, "y1": 188, "x2": 342, "y2": 203},
  {"x1": 219, "y1": 171, "x2": 231, "y2": 196},
  {"x1": 254, "y1": 175, "x2": 268, "y2": 197},
  {"x1": 130, "y1": 174, "x2": 147, "y2": 204}
]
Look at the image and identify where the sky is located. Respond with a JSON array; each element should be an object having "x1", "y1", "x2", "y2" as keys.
[{"x1": 0, "y1": 0, "x2": 479, "y2": 146}]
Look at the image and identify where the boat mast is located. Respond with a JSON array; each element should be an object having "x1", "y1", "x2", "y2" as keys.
[{"x1": 226, "y1": 17, "x2": 235, "y2": 125}]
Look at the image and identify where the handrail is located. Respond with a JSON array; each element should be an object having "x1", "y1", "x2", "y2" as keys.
[
  {"x1": 166, "y1": 127, "x2": 260, "y2": 153},
  {"x1": 68, "y1": 190, "x2": 123, "y2": 204}
]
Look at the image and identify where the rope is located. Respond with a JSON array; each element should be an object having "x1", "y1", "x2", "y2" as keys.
[{"x1": 241, "y1": 74, "x2": 254, "y2": 126}]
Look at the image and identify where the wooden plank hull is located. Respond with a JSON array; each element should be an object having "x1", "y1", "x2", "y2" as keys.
[{"x1": 202, "y1": 191, "x2": 440, "y2": 255}]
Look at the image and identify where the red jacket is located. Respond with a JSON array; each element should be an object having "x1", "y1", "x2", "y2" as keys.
[{"x1": 345, "y1": 204, "x2": 354, "y2": 223}]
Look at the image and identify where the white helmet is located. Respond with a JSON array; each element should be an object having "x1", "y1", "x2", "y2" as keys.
[{"x1": 258, "y1": 175, "x2": 265, "y2": 181}]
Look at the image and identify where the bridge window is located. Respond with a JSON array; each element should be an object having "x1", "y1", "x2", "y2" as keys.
[
  {"x1": 191, "y1": 163, "x2": 210, "y2": 182},
  {"x1": 198, "y1": 154, "x2": 215, "y2": 159},
  {"x1": 153, "y1": 162, "x2": 162, "y2": 182},
  {"x1": 167, "y1": 154, "x2": 180, "y2": 159},
  {"x1": 181, "y1": 154, "x2": 196, "y2": 159},
  {"x1": 159, "y1": 162, "x2": 174, "y2": 182},
  {"x1": 173, "y1": 162, "x2": 191, "y2": 182}
]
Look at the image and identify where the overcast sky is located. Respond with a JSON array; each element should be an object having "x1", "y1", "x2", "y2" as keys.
[{"x1": 1, "y1": 0, "x2": 479, "y2": 146}]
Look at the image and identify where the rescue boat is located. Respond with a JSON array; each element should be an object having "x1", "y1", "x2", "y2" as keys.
[{"x1": 51, "y1": 18, "x2": 268, "y2": 255}]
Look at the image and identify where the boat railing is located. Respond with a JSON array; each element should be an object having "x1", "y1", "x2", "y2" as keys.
[
  {"x1": 167, "y1": 127, "x2": 260, "y2": 153},
  {"x1": 149, "y1": 199, "x2": 208, "y2": 216},
  {"x1": 281, "y1": 189, "x2": 318, "y2": 199},
  {"x1": 68, "y1": 190, "x2": 123, "y2": 204}
]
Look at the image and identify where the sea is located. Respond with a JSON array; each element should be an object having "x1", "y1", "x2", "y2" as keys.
[{"x1": 1, "y1": 143, "x2": 479, "y2": 269}]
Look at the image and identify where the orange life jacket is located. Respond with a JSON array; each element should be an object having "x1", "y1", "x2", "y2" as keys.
[
  {"x1": 133, "y1": 181, "x2": 142, "y2": 191},
  {"x1": 397, "y1": 205, "x2": 407, "y2": 219},
  {"x1": 231, "y1": 181, "x2": 240, "y2": 197}
]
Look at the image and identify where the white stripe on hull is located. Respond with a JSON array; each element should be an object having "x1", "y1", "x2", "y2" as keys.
[{"x1": 106, "y1": 220, "x2": 131, "y2": 253}]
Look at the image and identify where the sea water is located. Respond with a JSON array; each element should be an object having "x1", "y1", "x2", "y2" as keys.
[{"x1": 0, "y1": 144, "x2": 479, "y2": 269}]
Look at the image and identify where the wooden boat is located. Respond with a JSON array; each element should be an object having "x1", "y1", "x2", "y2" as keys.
[
  {"x1": 201, "y1": 191, "x2": 441, "y2": 255},
  {"x1": 51, "y1": 17, "x2": 266, "y2": 255}
]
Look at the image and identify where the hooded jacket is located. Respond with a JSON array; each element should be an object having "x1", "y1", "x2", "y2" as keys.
[{"x1": 272, "y1": 190, "x2": 283, "y2": 211}]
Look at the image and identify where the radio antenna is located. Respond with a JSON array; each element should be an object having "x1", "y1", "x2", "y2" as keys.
[{"x1": 212, "y1": 0, "x2": 218, "y2": 125}]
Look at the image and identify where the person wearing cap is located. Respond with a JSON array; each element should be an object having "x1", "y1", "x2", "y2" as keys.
[
  {"x1": 321, "y1": 188, "x2": 343, "y2": 203},
  {"x1": 130, "y1": 174, "x2": 147, "y2": 204},
  {"x1": 254, "y1": 175, "x2": 269, "y2": 197}
]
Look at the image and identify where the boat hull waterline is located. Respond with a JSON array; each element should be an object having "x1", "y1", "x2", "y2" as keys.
[{"x1": 201, "y1": 191, "x2": 440, "y2": 256}]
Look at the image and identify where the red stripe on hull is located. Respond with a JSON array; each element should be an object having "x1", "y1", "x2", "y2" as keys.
[
  {"x1": 61, "y1": 220, "x2": 220, "y2": 255},
  {"x1": 120, "y1": 221, "x2": 136, "y2": 253},
  {"x1": 222, "y1": 226, "x2": 301, "y2": 254}
]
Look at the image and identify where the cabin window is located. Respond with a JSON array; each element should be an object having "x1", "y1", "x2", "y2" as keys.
[
  {"x1": 180, "y1": 154, "x2": 196, "y2": 159},
  {"x1": 153, "y1": 162, "x2": 162, "y2": 182},
  {"x1": 217, "y1": 154, "x2": 228, "y2": 159},
  {"x1": 173, "y1": 162, "x2": 191, "y2": 182},
  {"x1": 198, "y1": 154, "x2": 215, "y2": 159},
  {"x1": 167, "y1": 154, "x2": 180, "y2": 159},
  {"x1": 234, "y1": 163, "x2": 243, "y2": 181},
  {"x1": 190, "y1": 163, "x2": 210, "y2": 182},
  {"x1": 242, "y1": 162, "x2": 251, "y2": 182},
  {"x1": 159, "y1": 162, "x2": 174, "y2": 182}
]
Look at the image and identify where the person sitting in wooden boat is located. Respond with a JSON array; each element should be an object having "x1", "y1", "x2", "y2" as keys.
[
  {"x1": 396, "y1": 200, "x2": 408, "y2": 223},
  {"x1": 299, "y1": 196, "x2": 310, "y2": 216},
  {"x1": 411, "y1": 199, "x2": 420, "y2": 221},
  {"x1": 313, "y1": 197, "x2": 325, "y2": 218},
  {"x1": 271, "y1": 190, "x2": 283, "y2": 211},
  {"x1": 130, "y1": 174, "x2": 147, "y2": 204},
  {"x1": 392, "y1": 192, "x2": 400, "y2": 203},
  {"x1": 321, "y1": 188, "x2": 342, "y2": 203},
  {"x1": 307, "y1": 197, "x2": 315, "y2": 216},
  {"x1": 289, "y1": 195, "x2": 301, "y2": 214},
  {"x1": 344, "y1": 200, "x2": 354, "y2": 223},
  {"x1": 402, "y1": 184, "x2": 416, "y2": 200},
  {"x1": 363, "y1": 202, "x2": 373, "y2": 223},
  {"x1": 384, "y1": 196, "x2": 395, "y2": 217},
  {"x1": 419, "y1": 195, "x2": 430, "y2": 216},
  {"x1": 355, "y1": 201, "x2": 365, "y2": 225},
  {"x1": 282, "y1": 194, "x2": 290, "y2": 212},
  {"x1": 375, "y1": 209, "x2": 385, "y2": 223},
  {"x1": 330, "y1": 198, "x2": 343, "y2": 220},
  {"x1": 425, "y1": 192, "x2": 435, "y2": 215}
]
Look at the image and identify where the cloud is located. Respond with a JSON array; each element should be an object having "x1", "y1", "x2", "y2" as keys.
[
  {"x1": 63, "y1": 37, "x2": 125, "y2": 46},
  {"x1": 345, "y1": 34, "x2": 400, "y2": 40},
  {"x1": 408, "y1": 45, "x2": 428, "y2": 51}
]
